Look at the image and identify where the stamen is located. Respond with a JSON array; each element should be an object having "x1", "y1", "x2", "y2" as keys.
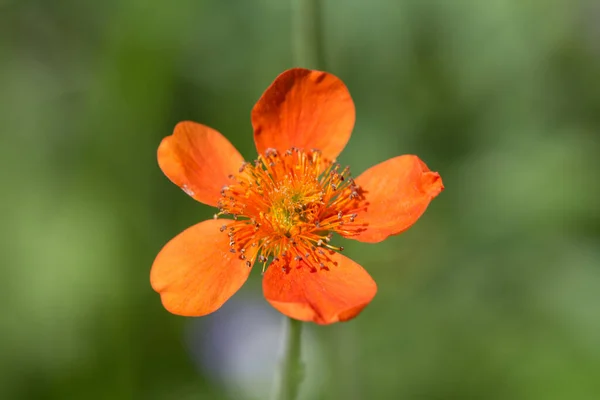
[{"x1": 216, "y1": 148, "x2": 365, "y2": 272}]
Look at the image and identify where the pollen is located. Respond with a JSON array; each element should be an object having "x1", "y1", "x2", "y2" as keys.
[{"x1": 217, "y1": 148, "x2": 364, "y2": 271}]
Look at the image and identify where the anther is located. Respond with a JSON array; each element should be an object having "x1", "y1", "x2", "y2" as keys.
[
  {"x1": 220, "y1": 225, "x2": 227, "y2": 232},
  {"x1": 230, "y1": 249, "x2": 236, "y2": 254},
  {"x1": 265, "y1": 148, "x2": 278, "y2": 157},
  {"x1": 245, "y1": 261, "x2": 251, "y2": 267}
]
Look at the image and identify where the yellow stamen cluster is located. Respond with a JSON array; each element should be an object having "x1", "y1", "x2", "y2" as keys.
[{"x1": 217, "y1": 148, "x2": 364, "y2": 272}]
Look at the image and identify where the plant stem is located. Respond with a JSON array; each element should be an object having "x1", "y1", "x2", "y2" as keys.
[
  {"x1": 271, "y1": 1, "x2": 323, "y2": 399},
  {"x1": 292, "y1": 0, "x2": 325, "y2": 69},
  {"x1": 273, "y1": 317, "x2": 304, "y2": 400}
]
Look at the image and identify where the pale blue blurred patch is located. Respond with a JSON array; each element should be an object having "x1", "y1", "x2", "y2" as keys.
[{"x1": 186, "y1": 295, "x2": 325, "y2": 400}]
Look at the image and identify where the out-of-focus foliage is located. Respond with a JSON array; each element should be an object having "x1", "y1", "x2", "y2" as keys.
[{"x1": 1, "y1": 0, "x2": 599, "y2": 399}]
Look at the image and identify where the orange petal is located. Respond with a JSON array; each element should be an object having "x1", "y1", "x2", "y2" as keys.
[
  {"x1": 345, "y1": 155, "x2": 444, "y2": 243},
  {"x1": 150, "y1": 219, "x2": 251, "y2": 317},
  {"x1": 157, "y1": 121, "x2": 244, "y2": 207},
  {"x1": 262, "y1": 252, "x2": 377, "y2": 325},
  {"x1": 252, "y1": 68, "x2": 355, "y2": 161}
]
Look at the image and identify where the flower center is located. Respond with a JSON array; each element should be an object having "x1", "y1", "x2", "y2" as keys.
[{"x1": 217, "y1": 148, "x2": 364, "y2": 271}]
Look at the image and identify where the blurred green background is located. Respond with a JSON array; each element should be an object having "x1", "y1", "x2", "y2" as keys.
[{"x1": 1, "y1": 0, "x2": 600, "y2": 399}]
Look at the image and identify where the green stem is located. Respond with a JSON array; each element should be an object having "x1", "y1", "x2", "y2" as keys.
[
  {"x1": 292, "y1": 0, "x2": 325, "y2": 69},
  {"x1": 271, "y1": 1, "x2": 322, "y2": 399},
  {"x1": 273, "y1": 317, "x2": 304, "y2": 400}
]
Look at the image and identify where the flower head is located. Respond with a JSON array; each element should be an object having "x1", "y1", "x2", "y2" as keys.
[{"x1": 151, "y1": 68, "x2": 443, "y2": 324}]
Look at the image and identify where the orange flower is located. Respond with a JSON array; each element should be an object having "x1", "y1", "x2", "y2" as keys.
[{"x1": 151, "y1": 68, "x2": 444, "y2": 325}]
